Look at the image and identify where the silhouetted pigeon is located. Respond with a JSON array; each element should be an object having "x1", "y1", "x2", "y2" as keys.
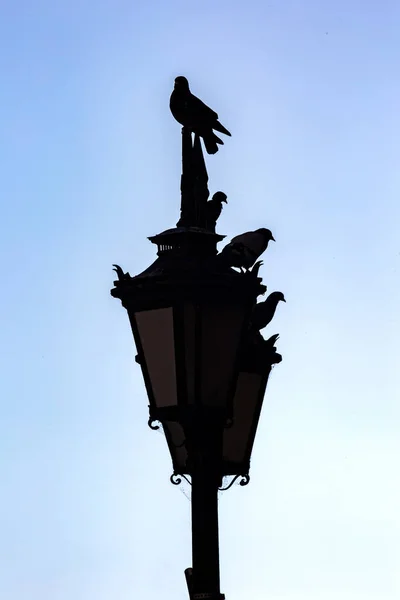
[
  {"x1": 170, "y1": 76, "x2": 231, "y2": 154},
  {"x1": 205, "y1": 191, "x2": 227, "y2": 231},
  {"x1": 252, "y1": 292, "x2": 286, "y2": 331},
  {"x1": 219, "y1": 228, "x2": 275, "y2": 271}
]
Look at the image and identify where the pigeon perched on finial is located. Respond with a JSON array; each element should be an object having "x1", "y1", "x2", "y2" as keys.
[
  {"x1": 252, "y1": 292, "x2": 286, "y2": 331},
  {"x1": 219, "y1": 228, "x2": 275, "y2": 271},
  {"x1": 205, "y1": 191, "x2": 227, "y2": 231},
  {"x1": 170, "y1": 76, "x2": 231, "y2": 154}
]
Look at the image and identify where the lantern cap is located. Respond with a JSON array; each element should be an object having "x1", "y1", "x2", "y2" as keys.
[
  {"x1": 149, "y1": 226, "x2": 225, "y2": 245},
  {"x1": 110, "y1": 227, "x2": 265, "y2": 311},
  {"x1": 148, "y1": 226, "x2": 225, "y2": 259}
]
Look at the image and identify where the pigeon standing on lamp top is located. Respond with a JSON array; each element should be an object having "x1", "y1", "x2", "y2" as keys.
[
  {"x1": 219, "y1": 228, "x2": 275, "y2": 271},
  {"x1": 170, "y1": 76, "x2": 231, "y2": 154},
  {"x1": 252, "y1": 292, "x2": 286, "y2": 331},
  {"x1": 205, "y1": 191, "x2": 227, "y2": 232}
]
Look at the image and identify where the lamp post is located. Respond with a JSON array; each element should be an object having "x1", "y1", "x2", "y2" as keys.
[{"x1": 111, "y1": 77, "x2": 284, "y2": 600}]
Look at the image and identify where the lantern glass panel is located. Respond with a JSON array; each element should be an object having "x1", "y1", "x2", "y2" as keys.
[
  {"x1": 183, "y1": 303, "x2": 197, "y2": 405},
  {"x1": 163, "y1": 420, "x2": 188, "y2": 473},
  {"x1": 222, "y1": 371, "x2": 264, "y2": 471},
  {"x1": 135, "y1": 308, "x2": 177, "y2": 408}
]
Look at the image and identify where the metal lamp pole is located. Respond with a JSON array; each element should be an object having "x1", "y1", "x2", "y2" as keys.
[{"x1": 188, "y1": 418, "x2": 223, "y2": 599}]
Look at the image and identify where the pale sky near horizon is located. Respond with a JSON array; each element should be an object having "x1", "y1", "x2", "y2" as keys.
[{"x1": 1, "y1": 1, "x2": 399, "y2": 599}]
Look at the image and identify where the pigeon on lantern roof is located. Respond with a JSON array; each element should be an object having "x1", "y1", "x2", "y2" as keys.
[
  {"x1": 170, "y1": 76, "x2": 231, "y2": 154},
  {"x1": 252, "y1": 292, "x2": 286, "y2": 331},
  {"x1": 219, "y1": 228, "x2": 275, "y2": 271}
]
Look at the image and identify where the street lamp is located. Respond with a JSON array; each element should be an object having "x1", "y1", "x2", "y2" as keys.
[{"x1": 111, "y1": 77, "x2": 284, "y2": 600}]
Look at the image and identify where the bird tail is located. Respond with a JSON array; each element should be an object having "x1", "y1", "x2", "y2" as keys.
[
  {"x1": 214, "y1": 121, "x2": 231, "y2": 136},
  {"x1": 203, "y1": 131, "x2": 224, "y2": 154}
]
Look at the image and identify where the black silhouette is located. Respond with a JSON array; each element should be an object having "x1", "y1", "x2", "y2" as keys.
[
  {"x1": 264, "y1": 333, "x2": 282, "y2": 364},
  {"x1": 265, "y1": 333, "x2": 280, "y2": 349},
  {"x1": 243, "y1": 261, "x2": 267, "y2": 295},
  {"x1": 219, "y1": 228, "x2": 275, "y2": 271},
  {"x1": 170, "y1": 76, "x2": 231, "y2": 154},
  {"x1": 250, "y1": 260, "x2": 264, "y2": 278},
  {"x1": 271, "y1": 352, "x2": 282, "y2": 365},
  {"x1": 178, "y1": 130, "x2": 210, "y2": 227},
  {"x1": 205, "y1": 191, "x2": 227, "y2": 231},
  {"x1": 112, "y1": 264, "x2": 131, "y2": 280},
  {"x1": 252, "y1": 292, "x2": 286, "y2": 331}
]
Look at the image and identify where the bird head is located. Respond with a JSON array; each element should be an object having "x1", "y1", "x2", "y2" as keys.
[
  {"x1": 269, "y1": 291, "x2": 286, "y2": 304},
  {"x1": 257, "y1": 228, "x2": 275, "y2": 242},
  {"x1": 212, "y1": 191, "x2": 228, "y2": 204},
  {"x1": 174, "y1": 76, "x2": 190, "y2": 90}
]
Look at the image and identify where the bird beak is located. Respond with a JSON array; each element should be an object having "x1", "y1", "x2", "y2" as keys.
[
  {"x1": 271, "y1": 235, "x2": 276, "y2": 242},
  {"x1": 223, "y1": 199, "x2": 228, "y2": 203},
  {"x1": 282, "y1": 298, "x2": 286, "y2": 302}
]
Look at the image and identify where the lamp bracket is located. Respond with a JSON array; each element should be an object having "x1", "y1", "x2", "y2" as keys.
[
  {"x1": 170, "y1": 473, "x2": 192, "y2": 486},
  {"x1": 148, "y1": 417, "x2": 160, "y2": 430},
  {"x1": 219, "y1": 474, "x2": 250, "y2": 491}
]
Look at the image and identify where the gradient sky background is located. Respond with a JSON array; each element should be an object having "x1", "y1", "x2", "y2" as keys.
[{"x1": 1, "y1": 1, "x2": 399, "y2": 599}]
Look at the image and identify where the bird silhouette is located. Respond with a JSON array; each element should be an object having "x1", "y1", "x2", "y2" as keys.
[
  {"x1": 170, "y1": 76, "x2": 231, "y2": 154},
  {"x1": 219, "y1": 228, "x2": 275, "y2": 271},
  {"x1": 252, "y1": 292, "x2": 286, "y2": 331},
  {"x1": 205, "y1": 191, "x2": 227, "y2": 231}
]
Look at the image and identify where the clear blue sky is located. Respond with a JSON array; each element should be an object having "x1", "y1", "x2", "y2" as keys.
[{"x1": 1, "y1": 1, "x2": 399, "y2": 599}]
